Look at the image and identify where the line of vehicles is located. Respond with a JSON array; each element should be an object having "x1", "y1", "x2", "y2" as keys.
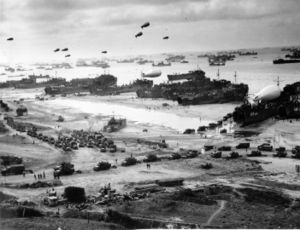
[{"x1": 204, "y1": 142, "x2": 300, "y2": 159}]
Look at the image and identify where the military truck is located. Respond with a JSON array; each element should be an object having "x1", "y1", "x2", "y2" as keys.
[
  {"x1": 1, "y1": 164, "x2": 25, "y2": 176},
  {"x1": 54, "y1": 162, "x2": 75, "y2": 176}
]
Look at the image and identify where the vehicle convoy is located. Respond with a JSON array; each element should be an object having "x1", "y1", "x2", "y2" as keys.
[{"x1": 273, "y1": 59, "x2": 300, "y2": 64}]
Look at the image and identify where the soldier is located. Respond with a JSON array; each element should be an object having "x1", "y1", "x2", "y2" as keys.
[
  {"x1": 34, "y1": 174, "x2": 37, "y2": 180},
  {"x1": 43, "y1": 171, "x2": 46, "y2": 179}
]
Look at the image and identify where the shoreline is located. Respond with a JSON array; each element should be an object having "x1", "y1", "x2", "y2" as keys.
[{"x1": 1, "y1": 87, "x2": 300, "y2": 229}]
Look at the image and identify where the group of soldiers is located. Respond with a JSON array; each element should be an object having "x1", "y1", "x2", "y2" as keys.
[{"x1": 34, "y1": 171, "x2": 46, "y2": 180}]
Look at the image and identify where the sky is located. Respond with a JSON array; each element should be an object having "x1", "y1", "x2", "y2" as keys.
[{"x1": 1, "y1": 0, "x2": 300, "y2": 63}]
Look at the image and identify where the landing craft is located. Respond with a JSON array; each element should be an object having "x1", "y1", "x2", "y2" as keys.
[
  {"x1": 135, "y1": 32, "x2": 143, "y2": 38},
  {"x1": 163, "y1": 36, "x2": 169, "y2": 40},
  {"x1": 61, "y1": 48, "x2": 68, "y2": 51},
  {"x1": 141, "y1": 70, "x2": 162, "y2": 78},
  {"x1": 141, "y1": 22, "x2": 150, "y2": 29},
  {"x1": 102, "y1": 51, "x2": 107, "y2": 54},
  {"x1": 7, "y1": 37, "x2": 14, "y2": 41},
  {"x1": 65, "y1": 54, "x2": 71, "y2": 57},
  {"x1": 54, "y1": 48, "x2": 60, "y2": 52},
  {"x1": 253, "y1": 85, "x2": 281, "y2": 102}
]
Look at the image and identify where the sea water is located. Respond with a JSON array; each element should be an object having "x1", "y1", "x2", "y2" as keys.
[{"x1": 1, "y1": 47, "x2": 300, "y2": 132}]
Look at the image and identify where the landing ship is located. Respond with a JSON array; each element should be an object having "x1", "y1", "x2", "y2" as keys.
[{"x1": 231, "y1": 83, "x2": 300, "y2": 126}]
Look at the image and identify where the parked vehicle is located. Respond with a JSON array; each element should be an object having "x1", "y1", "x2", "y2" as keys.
[
  {"x1": 211, "y1": 151, "x2": 222, "y2": 158},
  {"x1": 258, "y1": 143, "x2": 273, "y2": 151},
  {"x1": 204, "y1": 145, "x2": 214, "y2": 151},
  {"x1": 236, "y1": 143, "x2": 250, "y2": 149},
  {"x1": 54, "y1": 162, "x2": 74, "y2": 176},
  {"x1": 273, "y1": 147, "x2": 287, "y2": 158},
  {"x1": 229, "y1": 151, "x2": 240, "y2": 159},
  {"x1": 93, "y1": 161, "x2": 111, "y2": 171},
  {"x1": 1, "y1": 164, "x2": 25, "y2": 176},
  {"x1": 168, "y1": 152, "x2": 182, "y2": 160},
  {"x1": 218, "y1": 146, "x2": 231, "y2": 151},
  {"x1": 292, "y1": 146, "x2": 300, "y2": 159},
  {"x1": 247, "y1": 150, "x2": 262, "y2": 157}
]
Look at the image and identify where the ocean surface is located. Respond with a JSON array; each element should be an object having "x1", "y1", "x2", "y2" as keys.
[
  {"x1": 1, "y1": 46, "x2": 300, "y2": 133},
  {"x1": 1, "y1": 47, "x2": 300, "y2": 95}
]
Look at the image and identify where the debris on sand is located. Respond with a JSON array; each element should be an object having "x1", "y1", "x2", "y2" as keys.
[
  {"x1": 57, "y1": 115, "x2": 64, "y2": 122},
  {"x1": 20, "y1": 180, "x2": 63, "y2": 189},
  {"x1": 155, "y1": 178, "x2": 184, "y2": 187}
]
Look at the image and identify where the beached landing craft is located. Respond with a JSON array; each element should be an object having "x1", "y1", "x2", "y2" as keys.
[
  {"x1": 137, "y1": 70, "x2": 248, "y2": 104},
  {"x1": 230, "y1": 82, "x2": 300, "y2": 126},
  {"x1": 141, "y1": 70, "x2": 162, "y2": 78},
  {"x1": 273, "y1": 58, "x2": 300, "y2": 64}
]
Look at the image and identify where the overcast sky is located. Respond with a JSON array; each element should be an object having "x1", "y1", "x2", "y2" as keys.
[{"x1": 1, "y1": 0, "x2": 300, "y2": 63}]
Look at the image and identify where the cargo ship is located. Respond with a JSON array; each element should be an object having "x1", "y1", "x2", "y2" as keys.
[
  {"x1": 238, "y1": 51, "x2": 258, "y2": 56},
  {"x1": 285, "y1": 49, "x2": 300, "y2": 59},
  {"x1": 152, "y1": 61, "x2": 171, "y2": 67},
  {"x1": 76, "y1": 60, "x2": 110, "y2": 68},
  {"x1": 273, "y1": 59, "x2": 300, "y2": 64},
  {"x1": 165, "y1": 55, "x2": 185, "y2": 62},
  {"x1": 0, "y1": 74, "x2": 64, "y2": 89},
  {"x1": 136, "y1": 59, "x2": 153, "y2": 65},
  {"x1": 208, "y1": 56, "x2": 226, "y2": 66},
  {"x1": 229, "y1": 82, "x2": 300, "y2": 126},
  {"x1": 45, "y1": 75, "x2": 153, "y2": 96},
  {"x1": 167, "y1": 70, "x2": 205, "y2": 81},
  {"x1": 136, "y1": 70, "x2": 248, "y2": 105}
]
